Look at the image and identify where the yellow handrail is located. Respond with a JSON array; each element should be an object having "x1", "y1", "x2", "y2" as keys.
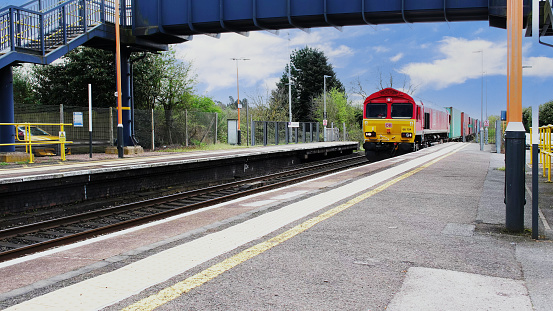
[
  {"x1": 538, "y1": 125, "x2": 552, "y2": 182},
  {"x1": 0, "y1": 122, "x2": 73, "y2": 163}
]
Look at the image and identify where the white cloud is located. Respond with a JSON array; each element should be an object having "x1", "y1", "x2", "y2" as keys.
[
  {"x1": 373, "y1": 46, "x2": 390, "y2": 53},
  {"x1": 390, "y1": 53, "x2": 404, "y2": 62},
  {"x1": 399, "y1": 37, "x2": 507, "y2": 90},
  {"x1": 175, "y1": 29, "x2": 355, "y2": 93},
  {"x1": 175, "y1": 32, "x2": 289, "y2": 92},
  {"x1": 521, "y1": 56, "x2": 553, "y2": 77}
]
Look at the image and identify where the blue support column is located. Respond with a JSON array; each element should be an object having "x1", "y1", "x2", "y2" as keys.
[
  {"x1": 0, "y1": 66, "x2": 15, "y2": 153},
  {"x1": 121, "y1": 48, "x2": 133, "y2": 146}
]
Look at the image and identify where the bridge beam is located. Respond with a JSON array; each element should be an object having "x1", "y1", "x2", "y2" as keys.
[{"x1": 0, "y1": 66, "x2": 15, "y2": 153}]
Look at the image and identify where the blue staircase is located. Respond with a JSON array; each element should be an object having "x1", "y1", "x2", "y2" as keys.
[{"x1": 0, "y1": 0, "x2": 135, "y2": 70}]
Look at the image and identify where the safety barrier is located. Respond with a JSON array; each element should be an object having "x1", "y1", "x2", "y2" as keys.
[
  {"x1": 532, "y1": 125, "x2": 552, "y2": 182},
  {"x1": 0, "y1": 122, "x2": 72, "y2": 163}
]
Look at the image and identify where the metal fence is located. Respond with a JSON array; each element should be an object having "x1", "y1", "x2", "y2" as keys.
[
  {"x1": 249, "y1": 121, "x2": 352, "y2": 146},
  {"x1": 14, "y1": 104, "x2": 219, "y2": 151},
  {"x1": 250, "y1": 121, "x2": 320, "y2": 146}
]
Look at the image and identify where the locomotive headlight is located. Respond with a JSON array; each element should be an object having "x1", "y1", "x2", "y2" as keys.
[
  {"x1": 401, "y1": 132, "x2": 412, "y2": 138},
  {"x1": 365, "y1": 131, "x2": 376, "y2": 138}
]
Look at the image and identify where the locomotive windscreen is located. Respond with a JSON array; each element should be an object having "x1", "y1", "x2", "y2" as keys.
[
  {"x1": 366, "y1": 103, "x2": 387, "y2": 118},
  {"x1": 391, "y1": 103, "x2": 413, "y2": 119}
]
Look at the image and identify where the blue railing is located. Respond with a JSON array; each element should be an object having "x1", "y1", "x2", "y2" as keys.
[{"x1": 0, "y1": 0, "x2": 131, "y2": 56}]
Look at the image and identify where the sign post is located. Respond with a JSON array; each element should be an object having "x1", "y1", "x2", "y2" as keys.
[{"x1": 88, "y1": 84, "x2": 93, "y2": 158}]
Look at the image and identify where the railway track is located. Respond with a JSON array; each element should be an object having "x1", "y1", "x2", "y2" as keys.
[{"x1": 0, "y1": 154, "x2": 368, "y2": 262}]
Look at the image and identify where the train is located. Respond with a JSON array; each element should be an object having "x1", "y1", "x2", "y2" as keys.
[{"x1": 362, "y1": 88, "x2": 478, "y2": 161}]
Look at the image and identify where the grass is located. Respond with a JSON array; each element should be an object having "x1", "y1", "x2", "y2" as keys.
[
  {"x1": 156, "y1": 143, "x2": 248, "y2": 153},
  {"x1": 496, "y1": 166, "x2": 506, "y2": 171},
  {"x1": 0, "y1": 162, "x2": 8, "y2": 166}
]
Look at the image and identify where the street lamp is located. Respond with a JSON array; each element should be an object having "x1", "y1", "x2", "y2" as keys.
[
  {"x1": 323, "y1": 75, "x2": 330, "y2": 141},
  {"x1": 231, "y1": 58, "x2": 250, "y2": 145},
  {"x1": 473, "y1": 49, "x2": 484, "y2": 151}
]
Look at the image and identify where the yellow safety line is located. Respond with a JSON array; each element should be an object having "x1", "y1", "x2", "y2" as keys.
[{"x1": 121, "y1": 145, "x2": 466, "y2": 311}]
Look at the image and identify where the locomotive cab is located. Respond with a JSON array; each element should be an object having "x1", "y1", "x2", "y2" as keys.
[{"x1": 363, "y1": 89, "x2": 417, "y2": 160}]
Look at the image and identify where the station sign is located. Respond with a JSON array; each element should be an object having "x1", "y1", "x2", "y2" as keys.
[
  {"x1": 73, "y1": 112, "x2": 83, "y2": 127},
  {"x1": 288, "y1": 122, "x2": 300, "y2": 128}
]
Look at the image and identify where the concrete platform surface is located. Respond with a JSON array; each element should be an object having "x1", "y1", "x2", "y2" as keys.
[{"x1": 0, "y1": 142, "x2": 551, "y2": 311}]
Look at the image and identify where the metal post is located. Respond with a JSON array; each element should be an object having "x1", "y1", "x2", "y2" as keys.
[
  {"x1": 505, "y1": 0, "x2": 525, "y2": 232},
  {"x1": 88, "y1": 84, "x2": 92, "y2": 158},
  {"x1": 323, "y1": 75, "x2": 330, "y2": 142},
  {"x1": 185, "y1": 110, "x2": 188, "y2": 146},
  {"x1": 316, "y1": 123, "x2": 320, "y2": 142},
  {"x1": 275, "y1": 121, "x2": 279, "y2": 145},
  {"x1": 251, "y1": 119, "x2": 256, "y2": 146},
  {"x1": 285, "y1": 123, "x2": 289, "y2": 144},
  {"x1": 531, "y1": 0, "x2": 539, "y2": 240},
  {"x1": 532, "y1": 105, "x2": 539, "y2": 239},
  {"x1": 263, "y1": 122, "x2": 267, "y2": 146},
  {"x1": 151, "y1": 109, "x2": 155, "y2": 150}
]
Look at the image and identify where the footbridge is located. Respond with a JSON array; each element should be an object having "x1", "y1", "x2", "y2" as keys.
[{"x1": 0, "y1": 0, "x2": 544, "y2": 151}]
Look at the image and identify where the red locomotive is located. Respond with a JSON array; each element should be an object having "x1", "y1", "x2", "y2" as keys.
[{"x1": 363, "y1": 88, "x2": 474, "y2": 161}]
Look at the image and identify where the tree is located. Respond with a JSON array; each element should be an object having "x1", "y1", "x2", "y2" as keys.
[
  {"x1": 540, "y1": 101, "x2": 553, "y2": 126},
  {"x1": 272, "y1": 47, "x2": 344, "y2": 122},
  {"x1": 312, "y1": 89, "x2": 363, "y2": 142},
  {"x1": 522, "y1": 106, "x2": 532, "y2": 132},
  {"x1": 13, "y1": 67, "x2": 39, "y2": 106},
  {"x1": 190, "y1": 95, "x2": 222, "y2": 113},
  {"x1": 30, "y1": 47, "x2": 166, "y2": 109},
  {"x1": 153, "y1": 48, "x2": 197, "y2": 144},
  {"x1": 32, "y1": 47, "x2": 116, "y2": 108}
]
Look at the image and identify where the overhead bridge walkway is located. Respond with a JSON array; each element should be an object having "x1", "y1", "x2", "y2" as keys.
[{"x1": 0, "y1": 0, "x2": 548, "y2": 153}]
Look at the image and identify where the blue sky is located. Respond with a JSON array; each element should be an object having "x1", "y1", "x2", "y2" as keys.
[
  {"x1": 3, "y1": 0, "x2": 552, "y2": 120},
  {"x1": 176, "y1": 22, "x2": 553, "y2": 121}
]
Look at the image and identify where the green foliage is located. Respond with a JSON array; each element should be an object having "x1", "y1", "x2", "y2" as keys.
[
  {"x1": 32, "y1": 47, "x2": 116, "y2": 108},
  {"x1": 190, "y1": 96, "x2": 222, "y2": 113},
  {"x1": 312, "y1": 89, "x2": 363, "y2": 143},
  {"x1": 540, "y1": 101, "x2": 553, "y2": 126},
  {"x1": 521, "y1": 101, "x2": 553, "y2": 129},
  {"x1": 13, "y1": 67, "x2": 39, "y2": 105},
  {"x1": 272, "y1": 47, "x2": 344, "y2": 122},
  {"x1": 27, "y1": 47, "x2": 198, "y2": 112},
  {"x1": 522, "y1": 107, "x2": 532, "y2": 132}
]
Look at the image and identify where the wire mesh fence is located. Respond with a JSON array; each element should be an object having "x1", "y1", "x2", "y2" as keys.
[
  {"x1": 14, "y1": 104, "x2": 220, "y2": 151},
  {"x1": 12, "y1": 104, "x2": 362, "y2": 153}
]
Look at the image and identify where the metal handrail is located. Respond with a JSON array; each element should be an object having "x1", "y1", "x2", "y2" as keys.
[
  {"x1": 0, "y1": 122, "x2": 73, "y2": 163},
  {"x1": 0, "y1": 0, "x2": 131, "y2": 56},
  {"x1": 536, "y1": 124, "x2": 553, "y2": 182}
]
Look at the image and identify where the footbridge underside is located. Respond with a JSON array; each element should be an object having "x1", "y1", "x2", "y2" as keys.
[{"x1": 136, "y1": 0, "x2": 527, "y2": 43}]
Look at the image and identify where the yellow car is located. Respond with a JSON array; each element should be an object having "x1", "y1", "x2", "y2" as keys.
[{"x1": 16, "y1": 126, "x2": 70, "y2": 156}]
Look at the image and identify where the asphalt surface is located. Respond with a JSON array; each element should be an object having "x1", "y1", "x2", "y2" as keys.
[{"x1": 99, "y1": 143, "x2": 551, "y2": 310}]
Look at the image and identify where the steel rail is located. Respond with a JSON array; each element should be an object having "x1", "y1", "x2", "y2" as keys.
[{"x1": 0, "y1": 155, "x2": 366, "y2": 262}]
